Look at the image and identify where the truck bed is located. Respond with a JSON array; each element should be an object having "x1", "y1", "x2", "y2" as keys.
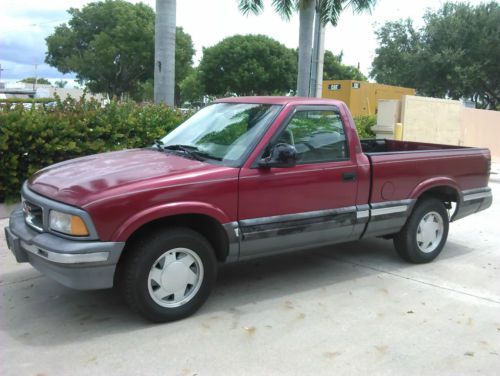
[
  {"x1": 360, "y1": 139, "x2": 471, "y2": 154},
  {"x1": 358, "y1": 139, "x2": 491, "y2": 238}
]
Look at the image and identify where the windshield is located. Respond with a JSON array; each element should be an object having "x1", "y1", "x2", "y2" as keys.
[{"x1": 160, "y1": 103, "x2": 281, "y2": 164}]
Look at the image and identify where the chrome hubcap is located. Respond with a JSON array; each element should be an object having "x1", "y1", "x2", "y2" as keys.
[
  {"x1": 416, "y1": 211, "x2": 444, "y2": 253},
  {"x1": 147, "y1": 248, "x2": 203, "y2": 308}
]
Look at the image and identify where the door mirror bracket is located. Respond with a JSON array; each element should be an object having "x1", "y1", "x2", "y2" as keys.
[{"x1": 258, "y1": 143, "x2": 297, "y2": 168}]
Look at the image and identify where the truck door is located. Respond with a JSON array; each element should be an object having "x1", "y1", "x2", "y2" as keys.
[{"x1": 238, "y1": 105, "x2": 359, "y2": 259}]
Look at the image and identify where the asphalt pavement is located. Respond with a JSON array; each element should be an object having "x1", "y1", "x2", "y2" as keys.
[{"x1": 1, "y1": 174, "x2": 499, "y2": 376}]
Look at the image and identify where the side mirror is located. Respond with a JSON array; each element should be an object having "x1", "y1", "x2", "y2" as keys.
[{"x1": 258, "y1": 143, "x2": 297, "y2": 168}]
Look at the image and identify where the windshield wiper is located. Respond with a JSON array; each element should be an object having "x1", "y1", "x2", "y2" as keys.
[
  {"x1": 153, "y1": 139, "x2": 165, "y2": 150},
  {"x1": 161, "y1": 144, "x2": 207, "y2": 161},
  {"x1": 153, "y1": 141, "x2": 222, "y2": 161}
]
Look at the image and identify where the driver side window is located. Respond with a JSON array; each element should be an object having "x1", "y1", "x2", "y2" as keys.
[{"x1": 276, "y1": 109, "x2": 348, "y2": 164}]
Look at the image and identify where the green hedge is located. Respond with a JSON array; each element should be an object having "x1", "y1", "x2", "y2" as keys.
[
  {"x1": 353, "y1": 115, "x2": 376, "y2": 139},
  {"x1": 1, "y1": 99, "x2": 377, "y2": 203},
  {"x1": 0, "y1": 97, "x2": 187, "y2": 202}
]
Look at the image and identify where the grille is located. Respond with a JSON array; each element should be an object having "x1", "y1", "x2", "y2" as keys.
[{"x1": 23, "y1": 200, "x2": 43, "y2": 231}]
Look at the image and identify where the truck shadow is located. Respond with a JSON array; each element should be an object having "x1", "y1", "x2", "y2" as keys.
[{"x1": 1, "y1": 237, "x2": 474, "y2": 346}]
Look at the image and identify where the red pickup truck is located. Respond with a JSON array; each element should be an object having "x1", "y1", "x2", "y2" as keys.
[{"x1": 5, "y1": 97, "x2": 492, "y2": 322}]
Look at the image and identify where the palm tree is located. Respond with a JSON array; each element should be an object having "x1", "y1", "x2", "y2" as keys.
[
  {"x1": 238, "y1": 0, "x2": 376, "y2": 97},
  {"x1": 154, "y1": 0, "x2": 176, "y2": 105}
]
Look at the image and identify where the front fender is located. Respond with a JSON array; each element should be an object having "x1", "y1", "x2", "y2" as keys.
[{"x1": 111, "y1": 201, "x2": 231, "y2": 241}]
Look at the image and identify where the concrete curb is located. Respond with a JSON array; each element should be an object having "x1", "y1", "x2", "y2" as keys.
[{"x1": 0, "y1": 202, "x2": 20, "y2": 219}]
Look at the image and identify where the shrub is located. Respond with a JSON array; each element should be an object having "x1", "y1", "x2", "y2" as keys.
[
  {"x1": 0, "y1": 97, "x2": 188, "y2": 202},
  {"x1": 353, "y1": 115, "x2": 376, "y2": 139}
]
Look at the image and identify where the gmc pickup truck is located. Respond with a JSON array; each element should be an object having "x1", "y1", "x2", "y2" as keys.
[{"x1": 5, "y1": 97, "x2": 492, "y2": 322}]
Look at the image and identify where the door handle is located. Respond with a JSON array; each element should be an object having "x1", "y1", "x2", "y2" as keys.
[{"x1": 342, "y1": 172, "x2": 357, "y2": 181}]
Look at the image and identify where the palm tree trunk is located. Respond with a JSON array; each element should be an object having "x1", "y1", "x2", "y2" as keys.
[
  {"x1": 310, "y1": 8, "x2": 325, "y2": 98},
  {"x1": 296, "y1": 0, "x2": 315, "y2": 97},
  {"x1": 154, "y1": 0, "x2": 176, "y2": 105}
]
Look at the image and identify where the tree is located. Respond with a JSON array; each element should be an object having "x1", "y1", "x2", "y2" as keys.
[
  {"x1": 45, "y1": 0, "x2": 194, "y2": 100},
  {"x1": 154, "y1": 0, "x2": 176, "y2": 105},
  {"x1": 55, "y1": 80, "x2": 68, "y2": 88},
  {"x1": 198, "y1": 34, "x2": 297, "y2": 96},
  {"x1": 174, "y1": 27, "x2": 196, "y2": 104},
  {"x1": 46, "y1": 0, "x2": 154, "y2": 98},
  {"x1": 371, "y1": 2, "x2": 500, "y2": 109},
  {"x1": 20, "y1": 77, "x2": 51, "y2": 85},
  {"x1": 179, "y1": 69, "x2": 205, "y2": 105},
  {"x1": 238, "y1": 0, "x2": 376, "y2": 97},
  {"x1": 323, "y1": 51, "x2": 366, "y2": 80},
  {"x1": 370, "y1": 19, "x2": 423, "y2": 89}
]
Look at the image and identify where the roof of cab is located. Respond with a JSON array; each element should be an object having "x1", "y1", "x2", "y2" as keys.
[{"x1": 215, "y1": 96, "x2": 345, "y2": 106}]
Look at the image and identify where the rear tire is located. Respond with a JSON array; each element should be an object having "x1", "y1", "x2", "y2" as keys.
[
  {"x1": 118, "y1": 227, "x2": 217, "y2": 322},
  {"x1": 393, "y1": 197, "x2": 449, "y2": 263}
]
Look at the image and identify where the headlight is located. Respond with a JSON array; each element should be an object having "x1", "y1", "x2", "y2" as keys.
[{"x1": 49, "y1": 210, "x2": 89, "y2": 236}]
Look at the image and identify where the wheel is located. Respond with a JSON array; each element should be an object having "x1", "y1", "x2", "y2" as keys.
[
  {"x1": 393, "y1": 197, "x2": 449, "y2": 263},
  {"x1": 118, "y1": 227, "x2": 217, "y2": 322}
]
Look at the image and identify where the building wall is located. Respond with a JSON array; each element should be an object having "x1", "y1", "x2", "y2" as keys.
[
  {"x1": 460, "y1": 108, "x2": 500, "y2": 161},
  {"x1": 376, "y1": 95, "x2": 500, "y2": 161},
  {"x1": 322, "y1": 80, "x2": 415, "y2": 116}
]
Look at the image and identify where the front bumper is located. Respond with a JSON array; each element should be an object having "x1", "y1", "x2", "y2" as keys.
[{"x1": 5, "y1": 210, "x2": 125, "y2": 290}]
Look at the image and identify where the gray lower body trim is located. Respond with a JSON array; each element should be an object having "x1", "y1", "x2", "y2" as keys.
[
  {"x1": 222, "y1": 221, "x2": 240, "y2": 262},
  {"x1": 361, "y1": 199, "x2": 416, "y2": 238},
  {"x1": 238, "y1": 207, "x2": 358, "y2": 260},
  {"x1": 453, "y1": 187, "x2": 492, "y2": 221},
  {"x1": 5, "y1": 210, "x2": 125, "y2": 290},
  {"x1": 225, "y1": 195, "x2": 462, "y2": 261}
]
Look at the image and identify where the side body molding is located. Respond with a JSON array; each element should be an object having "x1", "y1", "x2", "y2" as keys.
[{"x1": 111, "y1": 201, "x2": 232, "y2": 242}]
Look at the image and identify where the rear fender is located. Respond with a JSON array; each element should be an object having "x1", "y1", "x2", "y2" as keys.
[{"x1": 409, "y1": 178, "x2": 461, "y2": 202}]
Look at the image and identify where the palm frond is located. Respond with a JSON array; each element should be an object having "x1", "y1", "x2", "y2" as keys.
[
  {"x1": 319, "y1": 0, "x2": 344, "y2": 26},
  {"x1": 346, "y1": 0, "x2": 377, "y2": 14},
  {"x1": 271, "y1": 0, "x2": 297, "y2": 20},
  {"x1": 238, "y1": 0, "x2": 264, "y2": 15},
  {"x1": 319, "y1": 0, "x2": 376, "y2": 26}
]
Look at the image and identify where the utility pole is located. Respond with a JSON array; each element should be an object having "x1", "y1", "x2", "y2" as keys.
[
  {"x1": 0, "y1": 64, "x2": 4, "y2": 81},
  {"x1": 154, "y1": 0, "x2": 176, "y2": 106},
  {"x1": 33, "y1": 64, "x2": 38, "y2": 91},
  {"x1": 310, "y1": 1, "x2": 325, "y2": 98}
]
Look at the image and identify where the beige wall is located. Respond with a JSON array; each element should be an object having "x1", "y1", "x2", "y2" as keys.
[
  {"x1": 375, "y1": 95, "x2": 500, "y2": 161},
  {"x1": 401, "y1": 96, "x2": 462, "y2": 145},
  {"x1": 373, "y1": 100, "x2": 401, "y2": 139},
  {"x1": 460, "y1": 108, "x2": 500, "y2": 161}
]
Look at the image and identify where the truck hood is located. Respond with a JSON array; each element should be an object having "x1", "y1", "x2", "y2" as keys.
[{"x1": 28, "y1": 149, "x2": 226, "y2": 207}]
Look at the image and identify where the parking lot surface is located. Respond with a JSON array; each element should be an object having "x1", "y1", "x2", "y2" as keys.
[{"x1": 1, "y1": 175, "x2": 499, "y2": 376}]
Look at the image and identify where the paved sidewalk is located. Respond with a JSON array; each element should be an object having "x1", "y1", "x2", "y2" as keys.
[{"x1": 1, "y1": 181, "x2": 499, "y2": 376}]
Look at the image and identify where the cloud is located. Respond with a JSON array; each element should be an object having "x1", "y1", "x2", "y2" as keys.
[
  {"x1": 0, "y1": 59, "x2": 74, "y2": 80},
  {"x1": 0, "y1": 2, "x2": 77, "y2": 79}
]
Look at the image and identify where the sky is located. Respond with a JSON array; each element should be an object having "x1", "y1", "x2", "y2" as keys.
[{"x1": 0, "y1": 0, "x2": 489, "y2": 82}]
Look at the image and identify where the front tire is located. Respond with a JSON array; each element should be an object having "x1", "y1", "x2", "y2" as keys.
[
  {"x1": 393, "y1": 197, "x2": 449, "y2": 263},
  {"x1": 119, "y1": 227, "x2": 217, "y2": 322}
]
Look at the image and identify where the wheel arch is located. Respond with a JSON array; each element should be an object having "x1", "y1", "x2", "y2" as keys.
[
  {"x1": 410, "y1": 178, "x2": 461, "y2": 206},
  {"x1": 124, "y1": 213, "x2": 231, "y2": 263},
  {"x1": 112, "y1": 202, "x2": 234, "y2": 262}
]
